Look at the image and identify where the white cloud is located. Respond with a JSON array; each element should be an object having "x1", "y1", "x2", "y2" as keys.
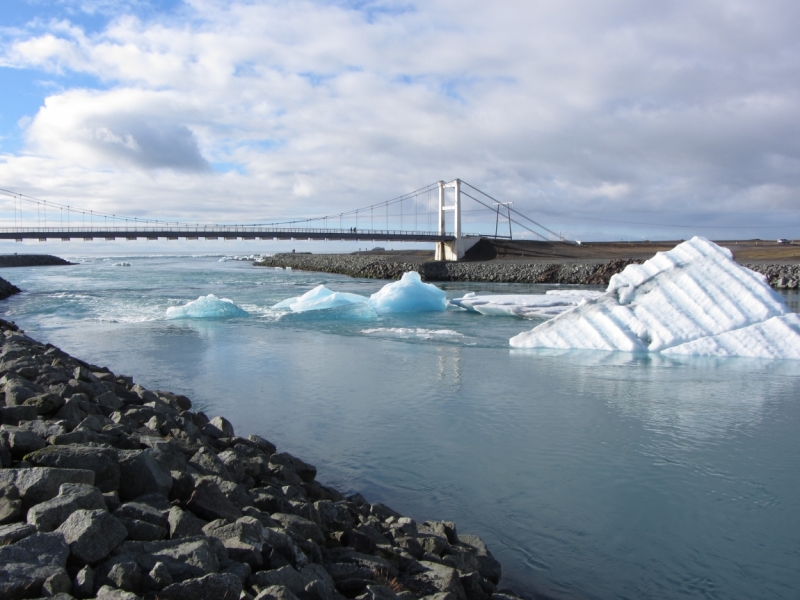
[{"x1": 0, "y1": 0, "x2": 799, "y2": 239}]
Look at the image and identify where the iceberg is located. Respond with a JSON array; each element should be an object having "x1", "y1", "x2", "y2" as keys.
[
  {"x1": 166, "y1": 294, "x2": 248, "y2": 319},
  {"x1": 273, "y1": 285, "x2": 369, "y2": 312},
  {"x1": 510, "y1": 237, "x2": 800, "y2": 359},
  {"x1": 369, "y1": 272, "x2": 448, "y2": 314},
  {"x1": 451, "y1": 290, "x2": 603, "y2": 318}
]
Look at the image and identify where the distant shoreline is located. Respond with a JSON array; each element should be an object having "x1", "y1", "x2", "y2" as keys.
[
  {"x1": 0, "y1": 254, "x2": 74, "y2": 268},
  {"x1": 256, "y1": 240, "x2": 800, "y2": 290}
]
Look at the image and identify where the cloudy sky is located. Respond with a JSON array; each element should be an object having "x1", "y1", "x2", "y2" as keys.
[{"x1": 1, "y1": 0, "x2": 799, "y2": 245}]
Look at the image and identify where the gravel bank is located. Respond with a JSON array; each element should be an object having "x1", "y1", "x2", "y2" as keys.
[
  {"x1": 257, "y1": 254, "x2": 800, "y2": 289},
  {"x1": 0, "y1": 255, "x2": 74, "y2": 268},
  {"x1": 0, "y1": 318, "x2": 514, "y2": 600}
]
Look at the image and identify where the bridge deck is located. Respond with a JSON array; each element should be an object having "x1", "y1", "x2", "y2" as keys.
[{"x1": 0, "y1": 227, "x2": 459, "y2": 243}]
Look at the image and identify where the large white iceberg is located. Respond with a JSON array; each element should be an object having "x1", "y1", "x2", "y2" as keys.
[
  {"x1": 273, "y1": 285, "x2": 369, "y2": 312},
  {"x1": 510, "y1": 237, "x2": 800, "y2": 359},
  {"x1": 166, "y1": 294, "x2": 248, "y2": 319},
  {"x1": 369, "y1": 271, "x2": 448, "y2": 314},
  {"x1": 451, "y1": 290, "x2": 603, "y2": 318}
]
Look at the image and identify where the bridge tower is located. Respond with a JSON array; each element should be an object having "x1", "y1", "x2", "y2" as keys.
[{"x1": 435, "y1": 179, "x2": 481, "y2": 261}]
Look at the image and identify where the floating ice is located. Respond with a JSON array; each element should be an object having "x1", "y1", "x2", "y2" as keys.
[
  {"x1": 273, "y1": 285, "x2": 369, "y2": 312},
  {"x1": 166, "y1": 294, "x2": 248, "y2": 319},
  {"x1": 368, "y1": 272, "x2": 447, "y2": 314},
  {"x1": 510, "y1": 237, "x2": 800, "y2": 359},
  {"x1": 361, "y1": 328, "x2": 464, "y2": 340},
  {"x1": 451, "y1": 290, "x2": 603, "y2": 319}
]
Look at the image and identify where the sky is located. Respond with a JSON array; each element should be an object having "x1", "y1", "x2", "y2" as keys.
[{"x1": 1, "y1": 0, "x2": 799, "y2": 248}]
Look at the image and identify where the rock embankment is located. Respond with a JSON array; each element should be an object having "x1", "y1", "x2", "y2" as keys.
[
  {"x1": 0, "y1": 318, "x2": 514, "y2": 600},
  {"x1": 0, "y1": 255, "x2": 73, "y2": 268},
  {"x1": 0, "y1": 276, "x2": 21, "y2": 300},
  {"x1": 257, "y1": 254, "x2": 642, "y2": 286},
  {"x1": 257, "y1": 254, "x2": 800, "y2": 289}
]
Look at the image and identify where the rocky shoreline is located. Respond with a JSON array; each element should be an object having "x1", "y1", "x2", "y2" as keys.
[
  {"x1": 256, "y1": 254, "x2": 800, "y2": 289},
  {"x1": 0, "y1": 318, "x2": 513, "y2": 600},
  {"x1": 0, "y1": 255, "x2": 74, "y2": 269}
]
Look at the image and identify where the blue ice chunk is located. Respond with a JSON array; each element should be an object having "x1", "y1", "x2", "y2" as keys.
[
  {"x1": 165, "y1": 294, "x2": 248, "y2": 319},
  {"x1": 273, "y1": 285, "x2": 369, "y2": 312},
  {"x1": 369, "y1": 271, "x2": 447, "y2": 314},
  {"x1": 279, "y1": 301, "x2": 378, "y2": 321}
]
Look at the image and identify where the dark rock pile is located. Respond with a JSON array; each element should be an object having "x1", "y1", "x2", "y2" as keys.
[
  {"x1": 257, "y1": 254, "x2": 800, "y2": 290},
  {"x1": 0, "y1": 318, "x2": 513, "y2": 600},
  {"x1": 0, "y1": 276, "x2": 21, "y2": 301},
  {"x1": 0, "y1": 255, "x2": 73, "y2": 269},
  {"x1": 256, "y1": 254, "x2": 640, "y2": 286},
  {"x1": 743, "y1": 263, "x2": 800, "y2": 289}
]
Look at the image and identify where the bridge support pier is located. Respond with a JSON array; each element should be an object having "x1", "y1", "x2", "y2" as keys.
[{"x1": 435, "y1": 179, "x2": 480, "y2": 261}]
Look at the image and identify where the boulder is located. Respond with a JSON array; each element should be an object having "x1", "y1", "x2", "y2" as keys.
[
  {"x1": 73, "y1": 565, "x2": 95, "y2": 598},
  {"x1": 22, "y1": 392, "x2": 65, "y2": 415},
  {"x1": 458, "y1": 535, "x2": 501, "y2": 585},
  {"x1": 0, "y1": 467, "x2": 95, "y2": 509},
  {"x1": 247, "y1": 434, "x2": 276, "y2": 455},
  {"x1": 117, "y1": 517, "x2": 168, "y2": 541},
  {"x1": 0, "y1": 424, "x2": 46, "y2": 458},
  {"x1": 4, "y1": 376, "x2": 43, "y2": 405},
  {"x1": 114, "y1": 501, "x2": 169, "y2": 529},
  {"x1": 189, "y1": 447, "x2": 234, "y2": 481},
  {"x1": 111, "y1": 537, "x2": 220, "y2": 583},
  {"x1": 356, "y1": 585, "x2": 403, "y2": 600},
  {"x1": 0, "y1": 405, "x2": 38, "y2": 425},
  {"x1": 0, "y1": 522, "x2": 36, "y2": 545},
  {"x1": 0, "y1": 480, "x2": 22, "y2": 524},
  {"x1": 203, "y1": 416, "x2": 235, "y2": 439},
  {"x1": 95, "y1": 391, "x2": 124, "y2": 411},
  {"x1": 168, "y1": 505, "x2": 208, "y2": 539},
  {"x1": 95, "y1": 584, "x2": 141, "y2": 599},
  {"x1": 186, "y1": 479, "x2": 242, "y2": 522},
  {"x1": 142, "y1": 561, "x2": 173, "y2": 592},
  {"x1": 254, "y1": 585, "x2": 302, "y2": 600},
  {"x1": 25, "y1": 446, "x2": 121, "y2": 493},
  {"x1": 0, "y1": 532, "x2": 70, "y2": 599},
  {"x1": 248, "y1": 565, "x2": 307, "y2": 595},
  {"x1": 202, "y1": 516, "x2": 267, "y2": 567},
  {"x1": 41, "y1": 569, "x2": 73, "y2": 596},
  {"x1": 56, "y1": 509, "x2": 128, "y2": 564},
  {"x1": 271, "y1": 513, "x2": 325, "y2": 545},
  {"x1": 400, "y1": 561, "x2": 466, "y2": 600},
  {"x1": 18, "y1": 418, "x2": 67, "y2": 439},
  {"x1": 104, "y1": 560, "x2": 142, "y2": 592},
  {"x1": 157, "y1": 572, "x2": 242, "y2": 600},
  {"x1": 27, "y1": 483, "x2": 107, "y2": 532},
  {"x1": 269, "y1": 453, "x2": 316, "y2": 483},
  {"x1": 118, "y1": 449, "x2": 173, "y2": 501}
]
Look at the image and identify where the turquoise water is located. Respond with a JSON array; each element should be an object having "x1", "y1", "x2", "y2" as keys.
[{"x1": 2, "y1": 255, "x2": 800, "y2": 600}]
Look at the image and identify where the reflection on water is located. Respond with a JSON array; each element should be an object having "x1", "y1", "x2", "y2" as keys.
[{"x1": 2, "y1": 257, "x2": 800, "y2": 600}]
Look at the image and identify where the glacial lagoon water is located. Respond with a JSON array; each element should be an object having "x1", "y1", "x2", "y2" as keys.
[{"x1": 2, "y1": 254, "x2": 800, "y2": 600}]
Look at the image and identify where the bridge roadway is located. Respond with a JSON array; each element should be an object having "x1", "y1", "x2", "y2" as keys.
[{"x1": 0, "y1": 227, "x2": 459, "y2": 243}]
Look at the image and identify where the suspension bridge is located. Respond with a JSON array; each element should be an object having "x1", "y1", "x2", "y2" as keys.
[{"x1": 0, "y1": 180, "x2": 564, "y2": 260}]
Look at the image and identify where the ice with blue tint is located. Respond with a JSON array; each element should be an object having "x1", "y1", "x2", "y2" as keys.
[
  {"x1": 273, "y1": 285, "x2": 369, "y2": 312},
  {"x1": 165, "y1": 294, "x2": 248, "y2": 319},
  {"x1": 510, "y1": 237, "x2": 800, "y2": 359},
  {"x1": 274, "y1": 273, "x2": 447, "y2": 315},
  {"x1": 369, "y1": 271, "x2": 447, "y2": 314}
]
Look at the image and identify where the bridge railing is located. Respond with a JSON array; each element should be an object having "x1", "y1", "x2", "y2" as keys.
[{"x1": 0, "y1": 226, "x2": 471, "y2": 237}]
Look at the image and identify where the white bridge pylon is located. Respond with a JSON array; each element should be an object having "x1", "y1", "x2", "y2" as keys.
[{"x1": 435, "y1": 179, "x2": 481, "y2": 261}]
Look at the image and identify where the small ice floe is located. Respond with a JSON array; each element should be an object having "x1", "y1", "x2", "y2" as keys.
[
  {"x1": 361, "y1": 328, "x2": 464, "y2": 340},
  {"x1": 112, "y1": 262, "x2": 132, "y2": 267},
  {"x1": 273, "y1": 285, "x2": 369, "y2": 313},
  {"x1": 273, "y1": 272, "x2": 448, "y2": 315},
  {"x1": 165, "y1": 294, "x2": 248, "y2": 319},
  {"x1": 510, "y1": 237, "x2": 800, "y2": 359},
  {"x1": 450, "y1": 290, "x2": 603, "y2": 319},
  {"x1": 369, "y1": 272, "x2": 447, "y2": 314}
]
